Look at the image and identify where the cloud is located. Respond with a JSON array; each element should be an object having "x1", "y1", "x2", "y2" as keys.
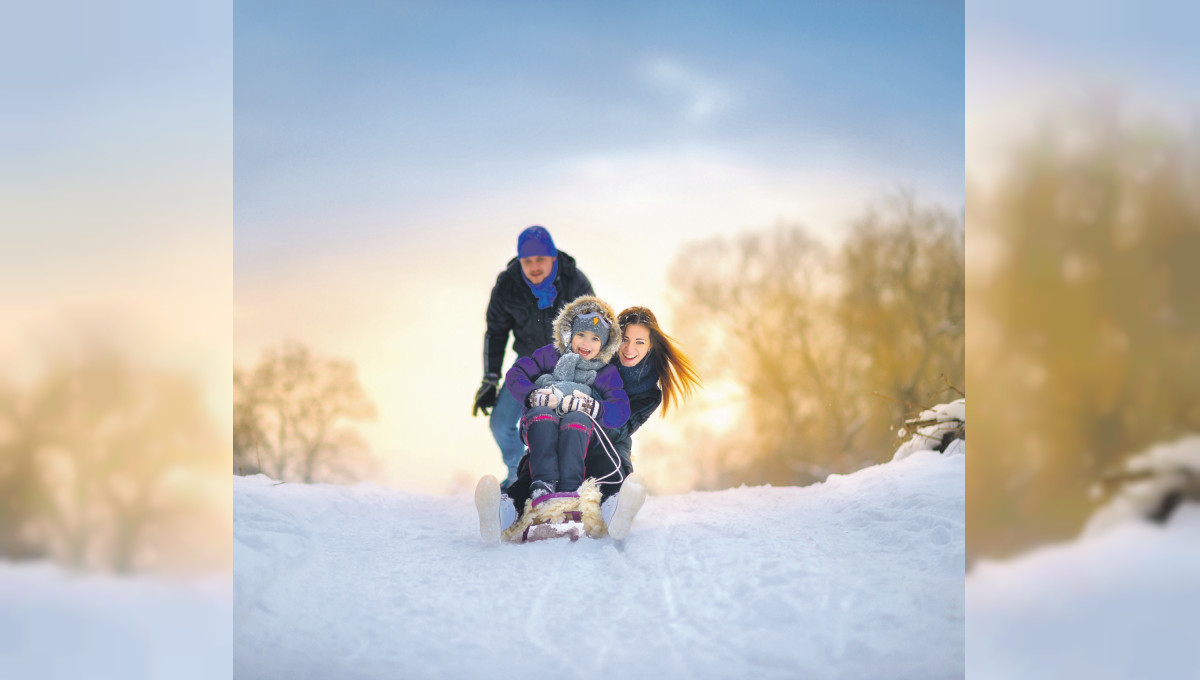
[{"x1": 641, "y1": 57, "x2": 731, "y2": 123}]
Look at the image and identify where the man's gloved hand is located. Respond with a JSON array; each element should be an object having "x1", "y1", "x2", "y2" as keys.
[
  {"x1": 528, "y1": 387, "x2": 559, "y2": 410},
  {"x1": 473, "y1": 375, "x2": 500, "y2": 416},
  {"x1": 559, "y1": 390, "x2": 600, "y2": 418}
]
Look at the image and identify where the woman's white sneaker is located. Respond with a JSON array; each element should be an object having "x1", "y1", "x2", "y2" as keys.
[
  {"x1": 603, "y1": 473, "x2": 647, "y2": 540},
  {"x1": 475, "y1": 475, "x2": 518, "y2": 542},
  {"x1": 475, "y1": 475, "x2": 502, "y2": 542}
]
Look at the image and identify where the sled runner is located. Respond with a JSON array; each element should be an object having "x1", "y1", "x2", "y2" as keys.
[{"x1": 521, "y1": 512, "x2": 587, "y2": 543}]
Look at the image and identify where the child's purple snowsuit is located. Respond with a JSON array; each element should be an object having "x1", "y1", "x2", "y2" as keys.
[
  {"x1": 506, "y1": 344, "x2": 630, "y2": 429},
  {"x1": 506, "y1": 343, "x2": 630, "y2": 493}
]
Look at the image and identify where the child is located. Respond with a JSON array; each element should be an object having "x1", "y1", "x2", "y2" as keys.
[{"x1": 504, "y1": 295, "x2": 630, "y2": 501}]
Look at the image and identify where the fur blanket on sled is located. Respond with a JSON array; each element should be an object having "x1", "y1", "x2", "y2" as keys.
[{"x1": 502, "y1": 478, "x2": 608, "y2": 541}]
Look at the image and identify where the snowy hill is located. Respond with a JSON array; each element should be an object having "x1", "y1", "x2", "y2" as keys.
[
  {"x1": 967, "y1": 506, "x2": 1200, "y2": 678},
  {"x1": 234, "y1": 450, "x2": 965, "y2": 679},
  {"x1": 0, "y1": 562, "x2": 231, "y2": 680},
  {"x1": 967, "y1": 437, "x2": 1200, "y2": 679}
]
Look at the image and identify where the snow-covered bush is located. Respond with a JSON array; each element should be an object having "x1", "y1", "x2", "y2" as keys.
[
  {"x1": 892, "y1": 398, "x2": 965, "y2": 461},
  {"x1": 1084, "y1": 436, "x2": 1200, "y2": 536}
]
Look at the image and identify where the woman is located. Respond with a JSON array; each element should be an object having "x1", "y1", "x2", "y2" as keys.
[{"x1": 475, "y1": 305, "x2": 701, "y2": 541}]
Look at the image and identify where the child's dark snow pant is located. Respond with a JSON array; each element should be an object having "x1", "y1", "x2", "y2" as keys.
[
  {"x1": 523, "y1": 406, "x2": 594, "y2": 493},
  {"x1": 506, "y1": 445, "x2": 630, "y2": 511}
]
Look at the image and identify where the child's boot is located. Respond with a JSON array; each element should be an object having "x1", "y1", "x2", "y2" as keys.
[{"x1": 530, "y1": 479, "x2": 556, "y2": 501}]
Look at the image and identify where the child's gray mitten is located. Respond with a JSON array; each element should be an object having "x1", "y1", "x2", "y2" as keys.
[
  {"x1": 528, "y1": 388, "x2": 559, "y2": 409},
  {"x1": 560, "y1": 389, "x2": 600, "y2": 418}
]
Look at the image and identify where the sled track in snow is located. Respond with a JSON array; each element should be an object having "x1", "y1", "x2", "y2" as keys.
[{"x1": 234, "y1": 452, "x2": 964, "y2": 679}]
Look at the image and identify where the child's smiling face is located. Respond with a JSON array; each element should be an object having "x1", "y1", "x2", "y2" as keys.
[{"x1": 571, "y1": 330, "x2": 603, "y2": 359}]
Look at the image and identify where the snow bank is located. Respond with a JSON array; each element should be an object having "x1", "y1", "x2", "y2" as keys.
[
  {"x1": 1084, "y1": 436, "x2": 1200, "y2": 536},
  {"x1": 967, "y1": 505, "x2": 1200, "y2": 678},
  {"x1": 893, "y1": 399, "x2": 965, "y2": 461},
  {"x1": 234, "y1": 451, "x2": 964, "y2": 680},
  {"x1": 0, "y1": 561, "x2": 232, "y2": 680}
]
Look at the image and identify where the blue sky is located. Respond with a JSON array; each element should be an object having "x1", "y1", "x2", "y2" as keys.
[
  {"x1": 235, "y1": 1, "x2": 964, "y2": 268},
  {"x1": 967, "y1": 0, "x2": 1200, "y2": 183}
]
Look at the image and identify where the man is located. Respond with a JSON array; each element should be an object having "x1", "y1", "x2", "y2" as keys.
[{"x1": 473, "y1": 226, "x2": 594, "y2": 488}]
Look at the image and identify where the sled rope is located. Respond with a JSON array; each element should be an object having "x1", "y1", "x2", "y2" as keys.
[{"x1": 582, "y1": 411, "x2": 625, "y2": 487}]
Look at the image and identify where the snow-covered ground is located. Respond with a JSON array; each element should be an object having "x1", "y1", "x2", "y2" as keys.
[
  {"x1": 16, "y1": 417, "x2": 1200, "y2": 678},
  {"x1": 967, "y1": 437, "x2": 1200, "y2": 679},
  {"x1": 0, "y1": 562, "x2": 231, "y2": 680},
  {"x1": 233, "y1": 450, "x2": 965, "y2": 680},
  {"x1": 967, "y1": 507, "x2": 1200, "y2": 678}
]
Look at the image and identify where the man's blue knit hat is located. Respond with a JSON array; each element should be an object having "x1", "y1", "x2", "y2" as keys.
[{"x1": 517, "y1": 226, "x2": 557, "y2": 259}]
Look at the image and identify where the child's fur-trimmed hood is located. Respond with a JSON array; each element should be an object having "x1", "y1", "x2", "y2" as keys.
[{"x1": 551, "y1": 295, "x2": 622, "y2": 364}]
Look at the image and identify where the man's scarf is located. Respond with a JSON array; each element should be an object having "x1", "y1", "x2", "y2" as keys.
[{"x1": 522, "y1": 259, "x2": 558, "y2": 309}]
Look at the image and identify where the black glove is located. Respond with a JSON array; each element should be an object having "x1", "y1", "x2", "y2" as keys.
[{"x1": 473, "y1": 375, "x2": 500, "y2": 416}]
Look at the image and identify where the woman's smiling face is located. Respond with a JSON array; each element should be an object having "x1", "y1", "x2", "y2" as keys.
[{"x1": 618, "y1": 323, "x2": 652, "y2": 367}]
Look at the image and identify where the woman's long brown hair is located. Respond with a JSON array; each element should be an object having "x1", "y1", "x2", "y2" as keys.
[{"x1": 617, "y1": 306, "x2": 701, "y2": 416}]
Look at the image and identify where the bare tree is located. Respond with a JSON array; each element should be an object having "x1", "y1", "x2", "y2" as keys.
[
  {"x1": 667, "y1": 195, "x2": 965, "y2": 487},
  {"x1": 0, "y1": 343, "x2": 227, "y2": 573},
  {"x1": 0, "y1": 381, "x2": 55, "y2": 560},
  {"x1": 838, "y1": 193, "x2": 966, "y2": 437},
  {"x1": 234, "y1": 342, "x2": 377, "y2": 484},
  {"x1": 968, "y1": 105, "x2": 1200, "y2": 560},
  {"x1": 670, "y1": 225, "x2": 859, "y2": 484}
]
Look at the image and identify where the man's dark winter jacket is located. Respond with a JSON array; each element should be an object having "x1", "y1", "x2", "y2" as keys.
[{"x1": 483, "y1": 251, "x2": 593, "y2": 379}]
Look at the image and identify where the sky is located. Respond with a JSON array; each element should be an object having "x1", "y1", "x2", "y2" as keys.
[
  {"x1": 966, "y1": 0, "x2": 1200, "y2": 187},
  {"x1": 233, "y1": 1, "x2": 965, "y2": 493},
  {"x1": 2, "y1": 0, "x2": 232, "y2": 427}
]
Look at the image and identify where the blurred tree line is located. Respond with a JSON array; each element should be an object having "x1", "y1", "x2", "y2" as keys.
[
  {"x1": 0, "y1": 342, "x2": 228, "y2": 573},
  {"x1": 667, "y1": 192, "x2": 965, "y2": 488},
  {"x1": 967, "y1": 108, "x2": 1200, "y2": 562},
  {"x1": 233, "y1": 341, "x2": 378, "y2": 484}
]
